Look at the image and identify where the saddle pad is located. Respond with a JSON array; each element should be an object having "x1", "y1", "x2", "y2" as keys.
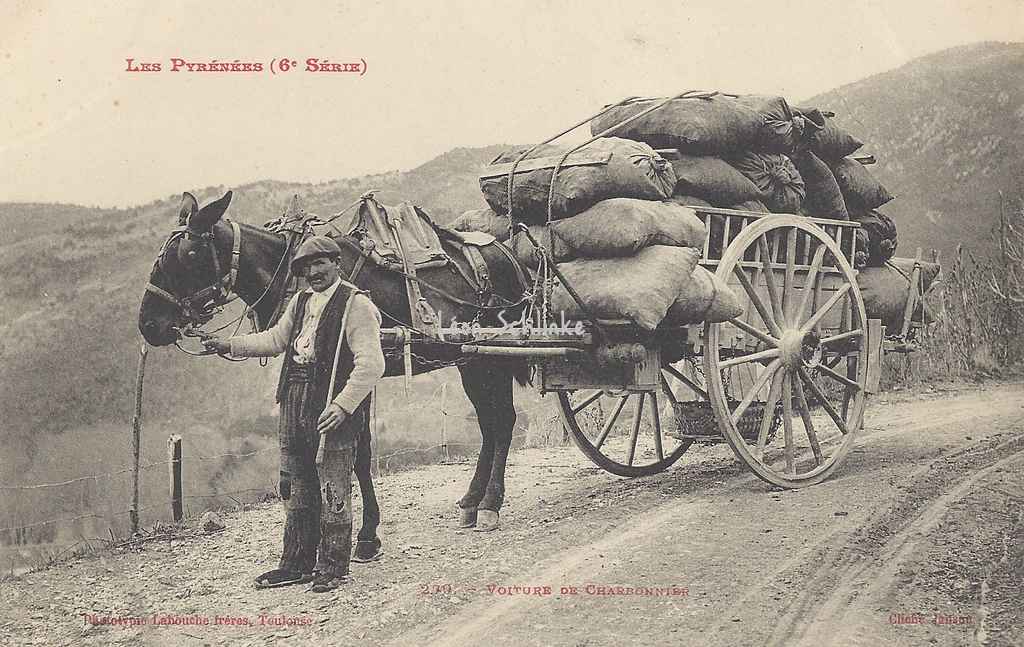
[{"x1": 352, "y1": 201, "x2": 449, "y2": 268}]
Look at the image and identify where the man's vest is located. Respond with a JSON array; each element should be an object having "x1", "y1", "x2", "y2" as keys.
[{"x1": 275, "y1": 282, "x2": 368, "y2": 411}]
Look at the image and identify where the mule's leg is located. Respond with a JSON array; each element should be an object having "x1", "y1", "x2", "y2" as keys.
[
  {"x1": 456, "y1": 363, "x2": 498, "y2": 527},
  {"x1": 469, "y1": 363, "x2": 517, "y2": 532},
  {"x1": 354, "y1": 421, "x2": 381, "y2": 544}
]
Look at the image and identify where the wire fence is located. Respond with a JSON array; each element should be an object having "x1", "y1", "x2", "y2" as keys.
[{"x1": 0, "y1": 395, "x2": 564, "y2": 566}]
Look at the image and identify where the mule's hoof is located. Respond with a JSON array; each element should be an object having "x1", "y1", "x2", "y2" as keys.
[
  {"x1": 474, "y1": 509, "x2": 499, "y2": 532},
  {"x1": 458, "y1": 507, "x2": 478, "y2": 528}
]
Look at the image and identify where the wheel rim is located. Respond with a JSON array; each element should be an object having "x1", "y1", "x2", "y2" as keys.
[
  {"x1": 704, "y1": 216, "x2": 868, "y2": 488},
  {"x1": 557, "y1": 370, "x2": 694, "y2": 477}
]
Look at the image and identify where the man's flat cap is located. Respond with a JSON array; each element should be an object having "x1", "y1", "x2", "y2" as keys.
[{"x1": 291, "y1": 235, "x2": 343, "y2": 273}]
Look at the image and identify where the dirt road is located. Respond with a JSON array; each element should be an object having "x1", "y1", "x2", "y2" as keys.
[{"x1": 2, "y1": 381, "x2": 1022, "y2": 647}]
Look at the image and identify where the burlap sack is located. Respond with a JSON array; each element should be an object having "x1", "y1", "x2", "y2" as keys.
[
  {"x1": 508, "y1": 226, "x2": 567, "y2": 270},
  {"x1": 792, "y1": 151, "x2": 849, "y2": 220},
  {"x1": 449, "y1": 208, "x2": 511, "y2": 241},
  {"x1": 809, "y1": 117, "x2": 863, "y2": 161},
  {"x1": 508, "y1": 198, "x2": 706, "y2": 269},
  {"x1": 479, "y1": 138, "x2": 676, "y2": 224},
  {"x1": 829, "y1": 158, "x2": 894, "y2": 211},
  {"x1": 550, "y1": 246, "x2": 701, "y2": 331},
  {"x1": 731, "y1": 153, "x2": 806, "y2": 213},
  {"x1": 555, "y1": 198, "x2": 706, "y2": 255},
  {"x1": 665, "y1": 266, "x2": 744, "y2": 324},
  {"x1": 671, "y1": 155, "x2": 764, "y2": 205},
  {"x1": 590, "y1": 95, "x2": 765, "y2": 156},
  {"x1": 733, "y1": 95, "x2": 823, "y2": 153},
  {"x1": 851, "y1": 209, "x2": 898, "y2": 266},
  {"x1": 858, "y1": 259, "x2": 941, "y2": 330}
]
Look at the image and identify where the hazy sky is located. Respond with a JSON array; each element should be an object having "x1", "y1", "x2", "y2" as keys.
[{"x1": 2, "y1": 0, "x2": 1022, "y2": 207}]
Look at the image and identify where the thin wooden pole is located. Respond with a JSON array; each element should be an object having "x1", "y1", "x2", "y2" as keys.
[
  {"x1": 440, "y1": 382, "x2": 450, "y2": 463},
  {"x1": 167, "y1": 435, "x2": 183, "y2": 522},
  {"x1": 130, "y1": 337, "x2": 149, "y2": 535}
]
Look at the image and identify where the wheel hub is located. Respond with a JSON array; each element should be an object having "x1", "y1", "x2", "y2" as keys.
[{"x1": 779, "y1": 329, "x2": 822, "y2": 369}]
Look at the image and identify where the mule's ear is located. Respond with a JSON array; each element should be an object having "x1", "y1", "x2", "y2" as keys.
[
  {"x1": 178, "y1": 192, "x2": 199, "y2": 225},
  {"x1": 189, "y1": 190, "x2": 233, "y2": 232}
]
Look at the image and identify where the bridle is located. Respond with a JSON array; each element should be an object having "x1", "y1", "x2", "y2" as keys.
[
  {"x1": 145, "y1": 217, "x2": 297, "y2": 360},
  {"x1": 145, "y1": 219, "x2": 243, "y2": 332}
]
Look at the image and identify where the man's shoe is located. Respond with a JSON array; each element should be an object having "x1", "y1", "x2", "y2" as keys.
[
  {"x1": 254, "y1": 569, "x2": 313, "y2": 589},
  {"x1": 351, "y1": 538, "x2": 384, "y2": 563},
  {"x1": 309, "y1": 572, "x2": 350, "y2": 593}
]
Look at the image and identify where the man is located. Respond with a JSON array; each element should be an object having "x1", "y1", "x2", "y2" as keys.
[{"x1": 204, "y1": 235, "x2": 385, "y2": 593}]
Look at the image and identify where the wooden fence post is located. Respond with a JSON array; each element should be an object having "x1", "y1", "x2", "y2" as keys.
[
  {"x1": 168, "y1": 435, "x2": 183, "y2": 522},
  {"x1": 130, "y1": 337, "x2": 149, "y2": 535}
]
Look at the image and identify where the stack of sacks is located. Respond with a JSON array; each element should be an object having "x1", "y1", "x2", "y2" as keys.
[
  {"x1": 796, "y1": 107, "x2": 897, "y2": 269},
  {"x1": 857, "y1": 258, "x2": 941, "y2": 331},
  {"x1": 589, "y1": 94, "x2": 900, "y2": 235},
  {"x1": 453, "y1": 139, "x2": 744, "y2": 332},
  {"x1": 590, "y1": 94, "x2": 823, "y2": 214}
]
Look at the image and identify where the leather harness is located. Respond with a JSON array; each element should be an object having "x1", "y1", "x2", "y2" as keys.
[{"x1": 145, "y1": 220, "x2": 242, "y2": 324}]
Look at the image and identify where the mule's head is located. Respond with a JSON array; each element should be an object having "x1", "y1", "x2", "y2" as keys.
[{"x1": 138, "y1": 190, "x2": 234, "y2": 345}]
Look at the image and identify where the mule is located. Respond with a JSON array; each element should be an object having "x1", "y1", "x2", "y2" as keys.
[{"x1": 138, "y1": 191, "x2": 530, "y2": 531}]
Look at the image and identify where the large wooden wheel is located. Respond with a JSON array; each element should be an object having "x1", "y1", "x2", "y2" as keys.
[
  {"x1": 704, "y1": 216, "x2": 868, "y2": 488},
  {"x1": 556, "y1": 371, "x2": 695, "y2": 477}
]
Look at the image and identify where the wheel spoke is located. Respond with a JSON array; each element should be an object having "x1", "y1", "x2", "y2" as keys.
[
  {"x1": 571, "y1": 390, "x2": 603, "y2": 414},
  {"x1": 794, "y1": 245, "x2": 827, "y2": 327},
  {"x1": 801, "y1": 283, "x2": 852, "y2": 333},
  {"x1": 816, "y1": 363, "x2": 864, "y2": 392},
  {"x1": 594, "y1": 395, "x2": 629, "y2": 451},
  {"x1": 729, "y1": 317, "x2": 779, "y2": 348},
  {"x1": 718, "y1": 347, "x2": 781, "y2": 371},
  {"x1": 784, "y1": 228, "x2": 797, "y2": 324},
  {"x1": 797, "y1": 367, "x2": 850, "y2": 435},
  {"x1": 820, "y1": 329, "x2": 863, "y2": 347},
  {"x1": 731, "y1": 358, "x2": 782, "y2": 425},
  {"x1": 660, "y1": 373, "x2": 681, "y2": 406},
  {"x1": 757, "y1": 235, "x2": 786, "y2": 329},
  {"x1": 662, "y1": 363, "x2": 708, "y2": 400},
  {"x1": 649, "y1": 391, "x2": 664, "y2": 461},
  {"x1": 792, "y1": 376, "x2": 823, "y2": 465},
  {"x1": 627, "y1": 392, "x2": 646, "y2": 466},
  {"x1": 756, "y1": 367, "x2": 786, "y2": 461},
  {"x1": 812, "y1": 268, "x2": 825, "y2": 336},
  {"x1": 733, "y1": 266, "x2": 783, "y2": 337},
  {"x1": 782, "y1": 373, "x2": 795, "y2": 475}
]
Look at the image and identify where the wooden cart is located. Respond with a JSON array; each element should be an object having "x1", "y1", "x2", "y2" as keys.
[
  {"x1": 448, "y1": 94, "x2": 901, "y2": 489},
  {"x1": 540, "y1": 207, "x2": 880, "y2": 488}
]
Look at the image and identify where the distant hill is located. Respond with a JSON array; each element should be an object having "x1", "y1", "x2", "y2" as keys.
[{"x1": 804, "y1": 41, "x2": 1024, "y2": 261}]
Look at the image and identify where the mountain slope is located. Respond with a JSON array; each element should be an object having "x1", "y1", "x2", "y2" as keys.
[{"x1": 805, "y1": 41, "x2": 1024, "y2": 260}]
